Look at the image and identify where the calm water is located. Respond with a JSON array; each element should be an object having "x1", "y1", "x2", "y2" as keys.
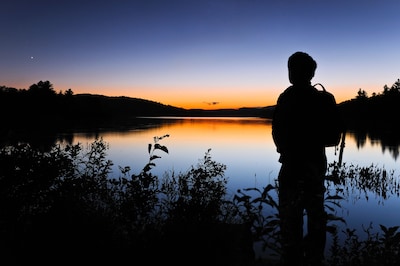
[{"x1": 58, "y1": 117, "x2": 400, "y2": 242}]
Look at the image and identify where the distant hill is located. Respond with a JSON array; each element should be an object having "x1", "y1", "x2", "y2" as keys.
[
  {"x1": 72, "y1": 94, "x2": 274, "y2": 118},
  {"x1": 73, "y1": 93, "x2": 187, "y2": 117},
  {"x1": 72, "y1": 93, "x2": 273, "y2": 118},
  {"x1": 185, "y1": 106, "x2": 274, "y2": 118}
]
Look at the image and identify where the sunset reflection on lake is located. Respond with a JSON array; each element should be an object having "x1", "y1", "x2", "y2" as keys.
[{"x1": 64, "y1": 117, "x2": 400, "y2": 245}]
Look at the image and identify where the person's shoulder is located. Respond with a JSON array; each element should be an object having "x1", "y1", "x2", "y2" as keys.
[
  {"x1": 276, "y1": 87, "x2": 290, "y2": 105},
  {"x1": 278, "y1": 86, "x2": 294, "y2": 99}
]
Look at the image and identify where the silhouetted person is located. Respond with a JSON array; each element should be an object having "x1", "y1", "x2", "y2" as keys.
[{"x1": 272, "y1": 51, "x2": 337, "y2": 266}]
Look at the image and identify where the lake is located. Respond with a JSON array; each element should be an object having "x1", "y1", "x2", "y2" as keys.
[{"x1": 57, "y1": 116, "x2": 400, "y2": 255}]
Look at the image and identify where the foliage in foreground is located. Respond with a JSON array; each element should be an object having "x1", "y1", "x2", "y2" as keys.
[{"x1": 0, "y1": 136, "x2": 400, "y2": 265}]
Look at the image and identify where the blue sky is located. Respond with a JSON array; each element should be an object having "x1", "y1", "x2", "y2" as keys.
[{"x1": 1, "y1": 0, "x2": 399, "y2": 109}]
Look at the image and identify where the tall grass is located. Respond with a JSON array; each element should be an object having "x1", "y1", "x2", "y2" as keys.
[{"x1": 0, "y1": 136, "x2": 399, "y2": 265}]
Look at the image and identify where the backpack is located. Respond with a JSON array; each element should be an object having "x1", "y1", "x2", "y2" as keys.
[{"x1": 313, "y1": 83, "x2": 344, "y2": 147}]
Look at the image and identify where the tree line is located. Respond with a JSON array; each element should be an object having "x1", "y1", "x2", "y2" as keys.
[{"x1": 338, "y1": 78, "x2": 400, "y2": 133}]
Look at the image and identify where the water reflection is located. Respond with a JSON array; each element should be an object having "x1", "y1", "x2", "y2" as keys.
[
  {"x1": 49, "y1": 117, "x2": 400, "y2": 209},
  {"x1": 52, "y1": 118, "x2": 400, "y2": 230},
  {"x1": 350, "y1": 129, "x2": 400, "y2": 160},
  {"x1": 2, "y1": 117, "x2": 399, "y2": 191},
  {"x1": 3, "y1": 117, "x2": 400, "y2": 163},
  {"x1": 0, "y1": 117, "x2": 400, "y2": 161}
]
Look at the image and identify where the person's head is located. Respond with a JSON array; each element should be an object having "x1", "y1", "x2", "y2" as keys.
[{"x1": 288, "y1": 51, "x2": 317, "y2": 85}]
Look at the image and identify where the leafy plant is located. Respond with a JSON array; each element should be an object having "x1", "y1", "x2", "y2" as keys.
[{"x1": 160, "y1": 148, "x2": 228, "y2": 224}]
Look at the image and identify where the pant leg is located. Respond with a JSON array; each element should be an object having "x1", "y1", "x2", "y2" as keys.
[
  {"x1": 278, "y1": 164, "x2": 306, "y2": 266},
  {"x1": 304, "y1": 163, "x2": 327, "y2": 266}
]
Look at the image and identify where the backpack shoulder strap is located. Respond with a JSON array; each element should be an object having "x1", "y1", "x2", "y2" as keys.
[
  {"x1": 313, "y1": 83, "x2": 326, "y2": 92},
  {"x1": 313, "y1": 83, "x2": 336, "y2": 101}
]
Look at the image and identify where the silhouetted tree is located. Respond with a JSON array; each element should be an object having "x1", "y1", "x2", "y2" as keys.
[
  {"x1": 356, "y1": 88, "x2": 368, "y2": 99},
  {"x1": 28, "y1": 80, "x2": 56, "y2": 97},
  {"x1": 64, "y1": 88, "x2": 74, "y2": 96}
]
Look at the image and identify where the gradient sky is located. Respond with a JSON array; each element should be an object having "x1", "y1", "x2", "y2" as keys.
[{"x1": 2, "y1": 0, "x2": 399, "y2": 109}]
